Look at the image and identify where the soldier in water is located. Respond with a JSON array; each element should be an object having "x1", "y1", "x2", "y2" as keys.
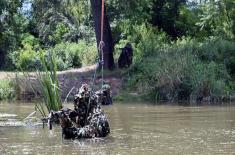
[
  {"x1": 95, "y1": 84, "x2": 113, "y2": 105},
  {"x1": 48, "y1": 84, "x2": 110, "y2": 139}
]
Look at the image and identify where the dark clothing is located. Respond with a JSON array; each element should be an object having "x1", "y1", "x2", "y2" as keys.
[{"x1": 118, "y1": 43, "x2": 133, "y2": 68}]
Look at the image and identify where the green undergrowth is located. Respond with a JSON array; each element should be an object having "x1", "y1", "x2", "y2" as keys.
[
  {"x1": 121, "y1": 25, "x2": 235, "y2": 103},
  {"x1": 0, "y1": 79, "x2": 16, "y2": 100},
  {"x1": 10, "y1": 38, "x2": 98, "y2": 71},
  {"x1": 20, "y1": 51, "x2": 63, "y2": 117}
]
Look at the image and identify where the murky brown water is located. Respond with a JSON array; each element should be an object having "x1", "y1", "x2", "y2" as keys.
[{"x1": 0, "y1": 102, "x2": 235, "y2": 155}]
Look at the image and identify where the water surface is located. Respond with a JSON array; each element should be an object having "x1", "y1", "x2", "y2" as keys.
[{"x1": 0, "y1": 102, "x2": 234, "y2": 155}]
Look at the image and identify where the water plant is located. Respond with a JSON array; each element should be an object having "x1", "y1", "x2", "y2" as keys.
[{"x1": 35, "y1": 51, "x2": 63, "y2": 117}]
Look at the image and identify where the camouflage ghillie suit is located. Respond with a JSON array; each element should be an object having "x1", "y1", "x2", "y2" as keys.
[
  {"x1": 95, "y1": 84, "x2": 112, "y2": 105},
  {"x1": 49, "y1": 84, "x2": 110, "y2": 139}
]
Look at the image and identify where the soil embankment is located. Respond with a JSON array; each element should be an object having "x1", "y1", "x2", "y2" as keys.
[{"x1": 0, "y1": 65, "x2": 123, "y2": 100}]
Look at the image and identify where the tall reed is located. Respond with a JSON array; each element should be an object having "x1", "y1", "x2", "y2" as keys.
[{"x1": 35, "y1": 51, "x2": 62, "y2": 117}]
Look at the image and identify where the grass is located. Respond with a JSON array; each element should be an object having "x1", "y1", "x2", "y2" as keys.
[
  {"x1": 22, "y1": 51, "x2": 63, "y2": 117},
  {"x1": 0, "y1": 79, "x2": 15, "y2": 100},
  {"x1": 125, "y1": 37, "x2": 235, "y2": 103}
]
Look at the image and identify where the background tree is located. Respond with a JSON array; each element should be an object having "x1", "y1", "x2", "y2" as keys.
[
  {"x1": 195, "y1": 0, "x2": 234, "y2": 38},
  {"x1": 151, "y1": 0, "x2": 187, "y2": 38},
  {"x1": 0, "y1": 0, "x2": 25, "y2": 69},
  {"x1": 90, "y1": 0, "x2": 115, "y2": 70}
]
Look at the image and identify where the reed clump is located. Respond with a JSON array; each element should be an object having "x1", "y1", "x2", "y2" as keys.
[{"x1": 34, "y1": 51, "x2": 63, "y2": 117}]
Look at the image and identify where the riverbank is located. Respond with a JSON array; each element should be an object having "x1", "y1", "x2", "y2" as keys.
[
  {"x1": 0, "y1": 65, "x2": 124, "y2": 101},
  {"x1": 1, "y1": 65, "x2": 235, "y2": 105}
]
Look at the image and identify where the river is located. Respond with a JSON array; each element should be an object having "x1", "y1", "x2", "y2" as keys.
[{"x1": 0, "y1": 102, "x2": 234, "y2": 155}]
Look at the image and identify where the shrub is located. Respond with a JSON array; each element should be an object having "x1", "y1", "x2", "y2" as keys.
[
  {"x1": 78, "y1": 41, "x2": 98, "y2": 66},
  {"x1": 10, "y1": 43, "x2": 43, "y2": 71},
  {"x1": 125, "y1": 34, "x2": 235, "y2": 102},
  {"x1": 10, "y1": 34, "x2": 43, "y2": 71},
  {"x1": 10, "y1": 39, "x2": 98, "y2": 71},
  {"x1": 52, "y1": 42, "x2": 81, "y2": 70},
  {"x1": 52, "y1": 41, "x2": 97, "y2": 70},
  {"x1": 0, "y1": 79, "x2": 15, "y2": 100},
  {"x1": 197, "y1": 38, "x2": 235, "y2": 78},
  {"x1": 114, "y1": 24, "x2": 169, "y2": 64}
]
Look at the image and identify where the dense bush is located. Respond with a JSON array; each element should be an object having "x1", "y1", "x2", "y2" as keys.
[
  {"x1": 52, "y1": 42, "x2": 82, "y2": 70},
  {"x1": 0, "y1": 79, "x2": 15, "y2": 100},
  {"x1": 10, "y1": 43, "x2": 42, "y2": 71},
  {"x1": 114, "y1": 24, "x2": 169, "y2": 63},
  {"x1": 197, "y1": 38, "x2": 235, "y2": 78},
  {"x1": 10, "y1": 39, "x2": 98, "y2": 71},
  {"x1": 10, "y1": 34, "x2": 43, "y2": 71},
  {"x1": 52, "y1": 41, "x2": 97, "y2": 70},
  {"x1": 123, "y1": 27, "x2": 235, "y2": 102}
]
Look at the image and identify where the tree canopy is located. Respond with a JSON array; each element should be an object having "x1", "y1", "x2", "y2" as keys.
[{"x1": 0, "y1": 0, "x2": 234, "y2": 69}]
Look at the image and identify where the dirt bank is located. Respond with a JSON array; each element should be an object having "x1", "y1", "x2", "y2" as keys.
[{"x1": 0, "y1": 65, "x2": 123, "y2": 100}]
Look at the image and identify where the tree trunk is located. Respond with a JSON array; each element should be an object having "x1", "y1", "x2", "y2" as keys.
[
  {"x1": 90, "y1": 0, "x2": 115, "y2": 70},
  {"x1": 0, "y1": 50, "x2": 5, "y2": 68}
]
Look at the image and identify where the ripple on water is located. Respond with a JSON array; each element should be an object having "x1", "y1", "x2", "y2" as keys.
[
  {"x1": 0, "y1": 113, "x2": 18, "y2": 118},
  {"x1": 0, "y1": 121, "x2": 25, "y2": 127},
  {"x1": 1, "y1": 103, "x2": 235, "y2": 155}
]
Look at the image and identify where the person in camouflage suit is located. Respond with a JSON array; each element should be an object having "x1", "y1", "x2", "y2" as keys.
[
  {"x1": 48, "y1": 84, "x2": 110, "y2": 139},
  {"x1": 95, "y1": 84, "x2": 113, "y2": 105}
]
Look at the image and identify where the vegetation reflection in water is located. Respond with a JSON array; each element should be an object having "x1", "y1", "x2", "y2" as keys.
[{"x1": 0, "y1": 102, "x2": 235, "y2": 155}]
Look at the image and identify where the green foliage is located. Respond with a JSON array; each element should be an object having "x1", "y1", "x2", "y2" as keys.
[
  {"x1": 52, "y1": 42, "x2": 81, "y2": 70},
  {"x1": 125, "y1": 34, "x2": 235, "y2": 102},
  {"x1": 197, "y1": 38, "x2": 235, "y2": 78},
  {"x1": 0, "y1": 0, "x2": 235, "y2": 104},
  {"x1": 21, "y1": 33, "x2": 40, "y2": 46},
  {"x1": 31, "y1": 0, "x2": 94, "y2": 46},
  {"x1": 196, "y1": 0, "x2": 235, "y2": 39},
  {"x1": 52, "y1": 23, "x2": 69, "y2": 44},
  {"x1": 52, "y1": 41, "x2": 97, "y2": 70},
  {"x1": 115, "y1": 23, "x2": 168, "y2": 64},
  {"x1": 76, "y1": 42, "x2": 97, "y2": 66},
  {"x1": 133, "y1": 24, "x2": 168, "y2": 60},
  {"x1": 188, "y1": 61, "x2": 229, "y2": 98},
  {"x1": 36, "y1": 51, "x2": 62, "y2": 117},
  {"x1": 0, "y1": 79, "x2": 15, "y2": 100},
  {"x1": 10, "y1": 34, "x2": 42, "y2": 71},
  {"x1": 107, "y1": 0, "x2": 153, "y2": 23},
  {"x1": 0, "y1": 0, "x2": 25, "y2": 69},
  {"x1": 177, "y1": 5, "x2": 199, "y2": 37},
  {"x1": 17, "y1": 45, "x2": 40, "y2": 70},
  {"x1": 109, "y1": 0, "x2": 235, "y2": 40},
  {"x1": 10, "y1": 36, "x2": 97, "y2": 71},
  {"x1": 151, "y1": 0, "x2": 188, "y2": 38}
]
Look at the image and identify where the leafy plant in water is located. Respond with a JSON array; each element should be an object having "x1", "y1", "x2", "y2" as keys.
[{"x1": 35, "y1": 51, "x2": 62, "y2": 117}]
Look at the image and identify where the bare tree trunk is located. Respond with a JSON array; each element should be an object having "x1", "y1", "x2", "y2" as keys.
[{"x1": 90, "y1": 0, "x2": 115, "y2": 70}]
